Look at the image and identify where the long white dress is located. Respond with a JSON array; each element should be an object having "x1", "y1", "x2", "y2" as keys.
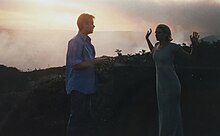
[{"x1": 153, "y1": 43, "x2": 184, "y2": 136}]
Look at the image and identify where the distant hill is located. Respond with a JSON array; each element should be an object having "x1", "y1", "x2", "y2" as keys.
[
  {"x1": 200, "y1": 35, "x2": 220, "y2": 43},
  {"x1": 0, "y1": 65, "x2": 26, "y2": 93}
]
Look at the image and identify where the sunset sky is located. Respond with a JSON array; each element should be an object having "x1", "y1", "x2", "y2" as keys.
[
  {"x1": 0, "y1": 0, "x2": 220, "y2": 70},
  {"x1": 0, "y1": 0, "x2": 220, "y2": 32}
]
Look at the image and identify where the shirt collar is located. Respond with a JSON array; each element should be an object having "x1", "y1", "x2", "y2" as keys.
[{"x1": 78, "y1": 32, "x2": 91, "y2": 43}]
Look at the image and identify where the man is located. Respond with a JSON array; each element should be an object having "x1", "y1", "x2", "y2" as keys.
[{"x1": 65, "y1": 13, "x2": 110, "y2": 136}]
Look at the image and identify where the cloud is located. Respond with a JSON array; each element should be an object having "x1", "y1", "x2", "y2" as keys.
[
  {"x1": 0, "y1": 29, "x2": 150, "y2": 70},
  {"x1": 1, "y1": 0, "x2": 219, "y2": 33},
  {"x1": 0, "y1": 29, "x2": 71, "y2": 70},
  {"x1": 102, "y1": 0, "x2": 220, "y2": 34}
]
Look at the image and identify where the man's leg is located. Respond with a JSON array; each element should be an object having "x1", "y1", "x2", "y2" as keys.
[
  {"x1": 66, "y1": 91, "x2": 88, "y2": 136},
  {"x1": 88, "y1": 94, "x2": 98, "y2": 136}
]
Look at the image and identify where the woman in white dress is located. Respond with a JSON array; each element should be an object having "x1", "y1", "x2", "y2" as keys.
[{"x1": 145, "y1": 24, "x2": 199, "y2": 136}]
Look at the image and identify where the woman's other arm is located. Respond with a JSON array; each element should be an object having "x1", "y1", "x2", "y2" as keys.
[{"x1": 176, "y1": 32, "x2": 199, "y2": 59}]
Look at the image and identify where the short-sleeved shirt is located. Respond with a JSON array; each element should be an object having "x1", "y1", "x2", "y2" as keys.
[{"x1": 65, "y1": 32, "x2": 96, "y2": 95}]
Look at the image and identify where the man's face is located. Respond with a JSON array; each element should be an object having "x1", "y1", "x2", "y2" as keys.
[{"x1": 84, "y1": 19, "x2": 95, "y2": 34}]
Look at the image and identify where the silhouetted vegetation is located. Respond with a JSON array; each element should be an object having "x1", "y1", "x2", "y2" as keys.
[{"x1": 0, "y1": 41, "x2": 220, "y2": 136}]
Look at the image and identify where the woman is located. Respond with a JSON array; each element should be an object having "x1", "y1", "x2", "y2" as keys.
[{"x1": 145, "y1": 24, "x2": 199, "y2": 136}]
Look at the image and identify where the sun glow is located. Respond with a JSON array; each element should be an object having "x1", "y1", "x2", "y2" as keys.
[
  {"x1": 4, "y1": 1, "x2": 134, "y2": 31},
  {"x1": 214, "y1": 0, "x2": 220, "y2": 3},
  {"x1": 0, "y1": 0, "x2": 219, "y2": 31},
  {"x1": 35, "y1": 0, "x2": 51, "y2": 5}
]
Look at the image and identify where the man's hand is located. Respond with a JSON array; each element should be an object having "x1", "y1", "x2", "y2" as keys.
[{"x1": 94, "y1": 56, "x2": 112, "y2": 64}]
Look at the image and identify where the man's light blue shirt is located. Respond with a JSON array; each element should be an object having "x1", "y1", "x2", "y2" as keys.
[{"x1": 65, "y1": 32, "x2": 96, "y2": 95}]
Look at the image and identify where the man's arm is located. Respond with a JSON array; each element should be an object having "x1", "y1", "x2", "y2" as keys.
[{"x1": 73, "y1": 56, "x2": 111, "y2": 70}]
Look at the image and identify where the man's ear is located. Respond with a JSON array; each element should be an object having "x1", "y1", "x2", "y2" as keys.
[{"x1": 81, "y1": 24, "x2": 87, "y2": 31}]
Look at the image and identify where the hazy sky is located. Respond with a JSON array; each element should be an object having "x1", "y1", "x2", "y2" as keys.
[
  {"x1": 0, "y1": 0, "x2": 220, "y2": 70},
  {"x1": 0, "y1": 0, "x2": 220, "y2": 32}
]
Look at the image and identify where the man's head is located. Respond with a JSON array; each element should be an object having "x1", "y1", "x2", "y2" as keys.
[{"x1": 77, "y1": 13, "x2": 95, "y2": 35}]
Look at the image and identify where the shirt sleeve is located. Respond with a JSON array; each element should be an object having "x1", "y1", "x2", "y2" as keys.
[{"x1": 67, "y1": 39, "x2": 84, "y2": 66}]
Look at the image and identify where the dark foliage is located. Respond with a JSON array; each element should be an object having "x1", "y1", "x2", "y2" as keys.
[{"x1": 0, "y1": 41, "x2": 220, "y2": 136}]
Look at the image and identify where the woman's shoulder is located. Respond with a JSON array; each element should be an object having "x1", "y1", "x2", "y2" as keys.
[
  {"x1": 170, "y1": 42, "x2": 181, "y2": 48},
  {"x1": 169, "y1": 42, "x2": 182, "y2": 52},
  {"x1": 170, "y1": 42, "x2": 180, "y2": 46}
]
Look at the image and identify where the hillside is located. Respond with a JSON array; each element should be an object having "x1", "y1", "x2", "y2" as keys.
[{"x1": 1, "y1": 41, "x2": 220, "y2": 136}]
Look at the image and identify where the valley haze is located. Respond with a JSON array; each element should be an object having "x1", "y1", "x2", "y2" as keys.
[{"x1": 0, "y1": 29, "x2": 217, "y2": 71}]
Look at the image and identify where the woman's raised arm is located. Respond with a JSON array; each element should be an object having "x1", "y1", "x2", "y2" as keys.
[{"x1": 145, "y1": 28, "x2": 154, "y2": 53}]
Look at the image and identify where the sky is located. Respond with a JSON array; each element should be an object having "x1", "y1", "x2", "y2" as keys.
[
  {"x1": 0, "y1": 0, "x2": 220, "y2": 70},
  {"x1": 1, "y1": 0, "x2": 220, "y2": 32}
]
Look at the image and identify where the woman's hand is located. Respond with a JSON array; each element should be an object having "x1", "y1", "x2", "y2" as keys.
[
  {"x1": 189, "y1": 32, "x2": 199, "y2": 58},
  {"x1": 145, "y1": 28, "x2": 152, "y2": 40},
  {"x1": 190, "y1": 32, "x2": 199, "y2": 46},
  {"x1": 145, "y1": 28, "x2": 154, "y2": 53}
]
